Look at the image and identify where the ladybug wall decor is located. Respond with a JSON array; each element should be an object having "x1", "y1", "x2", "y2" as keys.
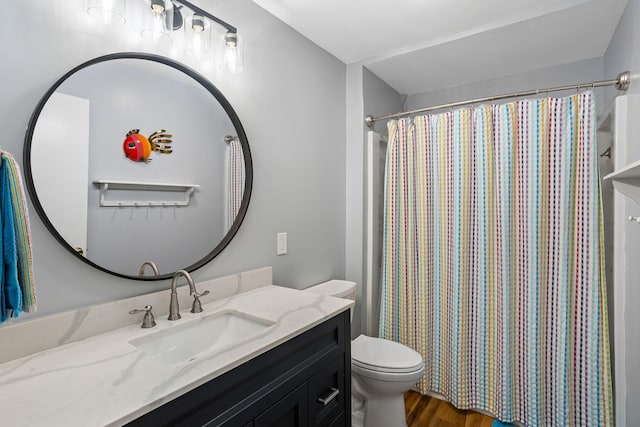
[{"x1": 123, "y1": 129, "x2": 173, "y2": 163}]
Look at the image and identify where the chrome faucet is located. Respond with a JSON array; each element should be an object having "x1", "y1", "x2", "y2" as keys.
[
  {"x1": 168, "y1": 270, "x2": 210, "y2": 320},
  {"x1": 138, "y1": 261, "x2": 159, "y2": 277},
  {"x1": 129, "y1": 305, "x2": 157, "y2": 328}
]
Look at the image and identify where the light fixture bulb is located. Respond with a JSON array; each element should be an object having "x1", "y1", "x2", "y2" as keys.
[
  {"x1": 141, "y1": 0, "x2": 174, "y2": 44},
  {"x1": 185, "y1": 13, "x2": 211, "y2": 56},
  {"x1": 224, "y1": 32, "x2": 238, "y2": 48},
  {"x1": 221, "y1": 32, "x2": 244, "y2": 73},
  {"x1": 150, "y1": 0, "x2": 165, "y2": 13},
  {"x1": 192, "y1": 14, "x2": 205, "y2": 32}
]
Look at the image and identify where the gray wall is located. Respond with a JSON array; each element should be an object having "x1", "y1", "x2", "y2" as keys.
[
  {"x1": 363, "y1": 68, "x2": 407, "y2": 135},
  {"x1": 406, "y1": 57, "x2": 605, "y2": 115},
  {"x1": 345, "y1": 62, "x2": 364, "y2": 338},
  {"x1": 1, "y1": 0, "x2": 346, "y2": 320},
  {"x1": 604, "y1": 0, "x2": 640, "y2": 423},
  {"x1": 358, "y1": 67, "x2": 405, "y2": 335},
  {"x1": 345, "y1": 65, "x2": 404, "y2": 337}
]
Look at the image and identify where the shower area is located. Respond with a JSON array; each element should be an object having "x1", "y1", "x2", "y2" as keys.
[{"x1": 361, "y1": 69, "x2": 632, "y2": 426}]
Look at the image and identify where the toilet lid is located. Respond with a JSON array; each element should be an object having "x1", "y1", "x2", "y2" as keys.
[{"x1": 351, "y1": 335, "x2": 423, "y2": 373}]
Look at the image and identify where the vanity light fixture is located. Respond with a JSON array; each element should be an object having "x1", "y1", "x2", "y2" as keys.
[{"x1": 85, "y1": 0, "x2": 243, "y2": 72}]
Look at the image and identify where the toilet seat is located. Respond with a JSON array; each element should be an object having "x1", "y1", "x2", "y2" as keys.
[
  {"x1": 351, "y1": 361, "x2": 424, "y2": 382},
  {"x1": 351, "y1": 335, "x2": 424, "y2": 376},
  {"x1": 352, "y1": 358, "x2": 422, "y2": 374}
]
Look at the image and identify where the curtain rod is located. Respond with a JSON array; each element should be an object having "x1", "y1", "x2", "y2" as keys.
[{"x1": 365, "y1": 71, "x2": 631, "y2": 127}]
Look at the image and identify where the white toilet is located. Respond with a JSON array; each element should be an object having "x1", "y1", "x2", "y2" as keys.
[{"x1": 305, "y1": 280, "x2": 425, "y2": 427}]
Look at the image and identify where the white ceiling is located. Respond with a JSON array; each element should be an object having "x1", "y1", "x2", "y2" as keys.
[{"x1": 250, "y1": 0, "x2": 628, "y2": 95}]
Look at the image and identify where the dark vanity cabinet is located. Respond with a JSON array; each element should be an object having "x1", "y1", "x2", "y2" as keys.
[{"x1": 127, "y1": 310, "x2": 351, "y2": 427}]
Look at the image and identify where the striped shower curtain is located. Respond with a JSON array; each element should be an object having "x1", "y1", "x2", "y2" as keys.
[
  {"x1": 224, "y1": 138, "x2": 245, "y2": 232},
  {"x1": 379, "y1": 91, "x2": 612, "y2": 426}
]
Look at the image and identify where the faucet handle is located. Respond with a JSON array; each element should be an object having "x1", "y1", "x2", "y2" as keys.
[
  {"x1": 190, "y1": 290, "x2": 210, "y2": 313},
  {"x1": 129, "y1": 305, "x2": 157, "y2": 328},
  {"x1": 192, "y1": 290, "x2": 210, "y2": 298}
]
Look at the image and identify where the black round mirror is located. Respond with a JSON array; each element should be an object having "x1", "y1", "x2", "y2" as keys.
[{"x1": 24, "y1": 53, "x2": 252, "y2": 280}]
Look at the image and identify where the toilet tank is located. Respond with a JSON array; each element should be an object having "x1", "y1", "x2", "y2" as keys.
[{"x1": 305, "y1": 280, "x2": 356, "y2": 300}]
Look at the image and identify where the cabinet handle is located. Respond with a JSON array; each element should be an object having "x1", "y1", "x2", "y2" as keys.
[{"x1": 317, "y1": 387, "x2": 340, "y2": 406}]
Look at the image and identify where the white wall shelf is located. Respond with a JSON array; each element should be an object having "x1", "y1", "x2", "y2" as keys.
[
  {"x1": 605, "y1": 159, "x2": 640, "y2": 208},
  {"x1": 93, "y1": 180, "x2": 199, "y2": 207}
]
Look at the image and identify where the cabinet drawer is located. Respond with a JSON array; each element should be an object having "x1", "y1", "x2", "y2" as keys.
[
  {"x1": 254, "y1": 382, "x2": 308, "y2": 427},
  {"x1": 308, "y1": 354, "x2": 345, "y2": 427}
]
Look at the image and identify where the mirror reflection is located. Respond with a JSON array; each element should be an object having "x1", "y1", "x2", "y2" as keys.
[{"x1": 25, "y1": 54, "x2": 251, "y2": 279}]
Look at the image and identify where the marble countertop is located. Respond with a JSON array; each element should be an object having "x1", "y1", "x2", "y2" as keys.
[{"x1": 0, "y1": 285, "x2": 352, "y2": 426}]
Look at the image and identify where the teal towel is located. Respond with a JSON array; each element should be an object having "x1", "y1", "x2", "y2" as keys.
[
  {"x1": 493, "y1": 420, "x2": 515, "y2": 427},
  {"x1": 3, "y1": 153, "x2": 35, "y2": 313},
  {"x1": 0, "y1": 156, "x2": 21, "y2": 322}
]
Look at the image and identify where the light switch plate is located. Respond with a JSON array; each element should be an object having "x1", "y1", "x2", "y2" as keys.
[{"x1": 277, "y1": 232, "x2": 287, "y2": 255}]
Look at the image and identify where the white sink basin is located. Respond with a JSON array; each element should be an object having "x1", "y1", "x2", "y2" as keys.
[{"x1": 129, "y1": 310, "x2": 275, "y2": 365}]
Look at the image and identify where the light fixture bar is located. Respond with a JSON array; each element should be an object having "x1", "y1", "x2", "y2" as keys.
[{"x1": 173, "y1": 0, "x2": 237, "y2": 33}]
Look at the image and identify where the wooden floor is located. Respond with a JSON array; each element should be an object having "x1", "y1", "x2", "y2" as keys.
[{"x1": 404, "y1": 391, "x2": 495, "y2": 427}]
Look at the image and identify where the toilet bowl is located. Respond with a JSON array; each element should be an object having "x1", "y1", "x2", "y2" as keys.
[
  {"x1": 351, "y1": 334, "x2": 424, "y2": 427},
  {"x1": 305, "y1": 280, "x2": 425, "y2": 427}
]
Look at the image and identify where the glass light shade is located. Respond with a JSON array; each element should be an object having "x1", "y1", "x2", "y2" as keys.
[
  {"x1": 184, "y1": 14, "x2": 211, "y2": 57},
  {"x1": 220, "y1": 32, "x2": 244, "y2": 73},
  {"x1": 140, "y1": 0, "x2": 174, "y2": 44},
  {"x1": 87, "y1": 0, "x2": 126, "y2": 25}
]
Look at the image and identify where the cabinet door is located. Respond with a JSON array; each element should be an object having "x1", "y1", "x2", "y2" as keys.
[
  {"x1": 254, "y1": 382, "x2": 308, "y2": 427},
  {"x1": 308, "y1": 355, "x2": 345, "y2": 427}
]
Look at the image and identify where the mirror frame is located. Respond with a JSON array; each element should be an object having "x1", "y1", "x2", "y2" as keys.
[{"x1": 23, "y1": 52, "x2": 253, "y2": 281}]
